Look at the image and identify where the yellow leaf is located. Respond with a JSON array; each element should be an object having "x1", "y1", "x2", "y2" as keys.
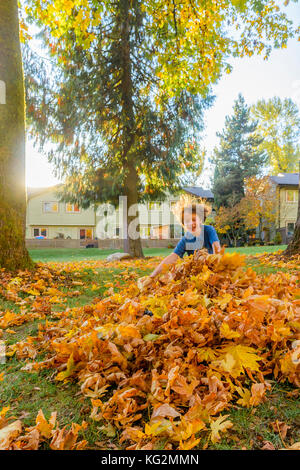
[
  {"x1": 212, "y1": 345, "x2": 261, "y2": 378},
  {"x1": 210, "y1": 415, "x2": 233, "y2": 443},
  {"x1": 220, "y1": 323, "x2": 241, "y2": 339},
  {"x1": 55, "y1": 353, "x2": 75, "y2": 382}
]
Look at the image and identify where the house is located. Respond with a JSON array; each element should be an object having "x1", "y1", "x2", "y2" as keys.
[
  {"x1": 269, "y1": 172, "x2": 299, "y2": 244},
  {"x1": 26, "y1": 185, "x2": 96, "y2": 242},
  {"x1": 25, "y1": 185, "x2": 214, "y2": 245}
]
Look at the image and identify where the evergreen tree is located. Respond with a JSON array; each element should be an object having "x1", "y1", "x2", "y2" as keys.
[
  {"x1": 0, "y1": 0, "x2": 34, "y2": 271},
  {"x1": 212, "y1": 94, "x2": 266, "y2": 208}
]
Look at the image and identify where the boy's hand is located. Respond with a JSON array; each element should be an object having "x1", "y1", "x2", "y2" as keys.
[{"x1": 137, "y1": 275, "x2": 153, "y2": 291}]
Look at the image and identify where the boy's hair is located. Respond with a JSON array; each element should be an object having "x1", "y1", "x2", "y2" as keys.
[{"x1": 171, "y1": 194, "x2": 211, "y2": 226}]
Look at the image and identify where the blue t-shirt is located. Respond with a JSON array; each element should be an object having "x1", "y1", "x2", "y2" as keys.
[{"x1": 173, "y1": 225, "x2": 219, "y2": 258}]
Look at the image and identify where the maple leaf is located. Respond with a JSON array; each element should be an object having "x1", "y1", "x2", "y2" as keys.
[
  {"x1": 55, "y1": 353, "x2": 76, "y2": 382},
  {"x1": 152, "y1": 404, "x2": 181, "y2": 419},
  {"x1": 212, "y1": 345, "x2": 262, "y2": 378},
  {"x1": 213, "y1": 293, "x2": 233, "y2": 310},
  {"x1": 249, "y1": 383, "x2": 268, "y2": 407},
  {"x1": 27, "y1": 410, "x2": 57, "y2": 439},
  {"x1": 220, "y1": 323, "x2": 241, "y2": 339},
  {"x1": 145, "y1": 419, "x2": 173, "y2": 437},
  {"x1": 235, "y1": 386, "x2": 251, "y2": 408},
  {"x1": 210, "y1": 415, "x2": 233, "y2": 443},
  {"x1": 0, "y1": 421, "x2": 22, "y2": 450},
  {"x1": 197, "y1": 347, "x2": 218, "y2": 362},
  {"x1": 179, "y1": 435, "x2": 201, "y2": 450}
]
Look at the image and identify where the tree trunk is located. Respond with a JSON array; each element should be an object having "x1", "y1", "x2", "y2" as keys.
[
  {"x1": 283, "y1": 161, "x2": 300, "y2": 256},
  {"x1": 123, "y1": 162, "x2": 144, "y2": 257},
  {"x1": 120, "y1": 0, "x2": 144, "y2": 258},
  {"x1": 0, "y1": 0, "x2": 34, "y2": 271}
]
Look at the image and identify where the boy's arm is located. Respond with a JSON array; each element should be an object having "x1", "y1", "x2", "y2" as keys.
[
  {"x1": 212, "y1": 241, "x2": 221, "y2": 254},
  {"x1": 137, "y1": 252, "x2": 179, "y2": 290},
  {"x1": 149, "y1": 252, "x2": 179, "y2": 278}
]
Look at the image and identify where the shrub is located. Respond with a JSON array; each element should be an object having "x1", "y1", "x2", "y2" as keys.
[{"x1": 273, "y1": 232, "x2": 282, "y2": 245}]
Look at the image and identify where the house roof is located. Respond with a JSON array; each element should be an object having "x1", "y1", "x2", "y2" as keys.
[
  {"x1": 183, "y1": 187, "x2": 214, "y2": 199},
  {"x1": 26, "y1": 184, "x2": 63, "y2": 200},
  {"x1": 27, "y1": 184, "x2": 215, "y2": 201},
  {"x1": 270, "y1": 173, "x2": 299, "y2": 186}
]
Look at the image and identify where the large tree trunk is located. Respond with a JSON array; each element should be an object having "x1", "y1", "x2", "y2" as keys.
[
  {"x1": 0, "y1": 1, "x2": 34, "y2": 271},
  {"x1": 120, "y1": 0, "x2": 144, "y2": 258},
  {"x1": 123, "y1": 162, "x2": 144, "y2": 257},
  {"x1": 283, "y1": 161, "x2": 300, "y2": 256}
]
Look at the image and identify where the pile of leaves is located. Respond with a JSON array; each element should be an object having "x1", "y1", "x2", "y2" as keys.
[
  {"x1": 0, "y1": 258, "x2": 158, "y2": 334},
  {"x1": 2, "y1": 249, "x2": 300, "y2": 450}
]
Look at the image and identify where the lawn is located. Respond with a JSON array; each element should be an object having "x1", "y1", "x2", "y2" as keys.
[
  {"x1": 0, "y1": 245, "x2": 299, "y2": 450},
  {"x1": 28, "y1": 244, "x2": 287, "y2": 262}
]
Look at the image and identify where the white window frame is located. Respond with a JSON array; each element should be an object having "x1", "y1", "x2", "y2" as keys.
[
  {"x1": 42, "y1": 201, "x2": 59, "y2": 213},
  {"x1": 79, "y1": 228, "x2": 93, "y2": 240},
  {"x1": 140, "y1": 226, "x2": 151, "y2": 239},
  {"x1": 285, "y1": 189, "x2": 297, "y2": 203},
  {"x1": 169, "y1": 201, "x2": 178, "y2": 211},
  {"x1": 66, "y1": 203, "x2": 81, "y2": 213},
  {"x1": 33, "y1": 227, "x2": 48, "y2": 237},
  {"x1": 148, "y1": 202, "x2": 161, "y2": 211}
]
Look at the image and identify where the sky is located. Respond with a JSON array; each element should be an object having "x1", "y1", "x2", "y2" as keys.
[{"x1": 25, "y1": 1, "x2": 300, "y2": 190}]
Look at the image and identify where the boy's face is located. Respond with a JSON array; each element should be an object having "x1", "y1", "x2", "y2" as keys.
[{"x1": 183, "y1": 213, "x2": 202, "y2": 234}]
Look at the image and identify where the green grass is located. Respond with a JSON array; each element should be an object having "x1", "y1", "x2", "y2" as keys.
[{"x1": 28, "y1": 245, "x2": 287, "y2": 263}]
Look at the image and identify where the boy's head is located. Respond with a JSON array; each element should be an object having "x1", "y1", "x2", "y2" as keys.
[
  {"x1": 180, "y1": 203, "x2": 209, "y2": 234},
  {"x1": 171, "y1": 195, "x2": 211, "y2": 234}
]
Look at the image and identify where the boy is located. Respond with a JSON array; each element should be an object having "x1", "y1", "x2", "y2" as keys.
[{"x1": 138, "y1": 203, "x2": 221, "y2": 290}]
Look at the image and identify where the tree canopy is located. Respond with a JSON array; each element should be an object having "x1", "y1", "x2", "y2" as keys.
[{"x1": 251, "y1": 97, "x2": 300, "y2": 174}]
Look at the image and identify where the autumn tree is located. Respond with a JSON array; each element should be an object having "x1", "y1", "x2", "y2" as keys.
[
  {"x1": 213, "y1": 202, "x2": 248, "y2": 247},
  {"x1": 251, "y1": 97, "x2": 300, "y2": 174},
  {"x1": 211, "y1": 94, "x2": 266, "y2": 209},
  {"x1": 24, "y1": 0, "x2": 298, "y2": 256},
  {"x1": 0, "y1": 0, "x2": 34, "y2": 271},
  {"x1": 241, "y1": 175, "x2": 277, "y2": 241}
]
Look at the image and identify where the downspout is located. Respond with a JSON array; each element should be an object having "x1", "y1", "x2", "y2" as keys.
[{"x1": 278, "y1": 186, "x2": 280, "y2": 234}]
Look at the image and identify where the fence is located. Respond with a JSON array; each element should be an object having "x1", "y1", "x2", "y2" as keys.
[{"x1": 25, "y1": 238, "x2": 180, "y2": 250}]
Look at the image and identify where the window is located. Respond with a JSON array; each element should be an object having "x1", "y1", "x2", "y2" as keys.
[
  {"x1": 148, "y1": 202, "x2": 160, "y2": 210},
  {"x1": 287, "y1": 222, "x2": 295, "y2": 237},
  {"x1": 170, "y1": 201, "x2": 177, "y2": 211},
  {"x1": 286, "y1": 190, "x2": 297, "y2": 203},
  {"x1": 43, "y1": 202, "x2": 58, "y2": 213},
  {"x1": 79, "y1": 228, "x2": 93, "y2": 240},
  {"x1": 33, "y1": 228, "x2": 47, "y2": 237},
  {"x1": 115, "y1": 227, "x2": 120, "y2": 237},
  {"x1": 141, "y1": 226, "x2": 151, "y2": 238},
  {"x1": 66, "y1": 203, "x2": 80, "y2": 213}
]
